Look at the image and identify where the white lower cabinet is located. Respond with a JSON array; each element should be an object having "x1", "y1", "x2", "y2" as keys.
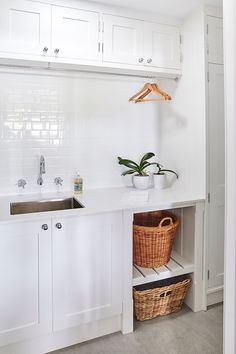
[
  {"x1": 0, "y1": 220, "x2": 52, "y2": 347},
  {"x1": 52, "y1": 212, "x2": 123, "y2": 331}
]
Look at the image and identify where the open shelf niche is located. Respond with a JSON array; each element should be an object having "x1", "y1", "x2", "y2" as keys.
[{"x1": 132, "y1": 206, "x2": 195, "y2": 287}]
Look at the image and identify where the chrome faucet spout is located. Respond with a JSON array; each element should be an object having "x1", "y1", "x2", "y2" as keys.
[{"x1": 37, "y1": 155, "x2": 46, "y2": 186}]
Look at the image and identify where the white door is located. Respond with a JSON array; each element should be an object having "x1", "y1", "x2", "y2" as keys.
[
  {"x1": 0, "y1": 220, "x2": 52, "y2": 347},
  {"x1": 52, "y1": 6, "x2": 100, "y2": 62},
  {"x1": 0, "y1": 0, "x2": 51, "y2": 58},
  {"x1": 208, "y1": 63, "x2": 225, "y2": 297},
  {"x1": 145, "y1": 22, "x2": 181, "y2": 69},
  {"x1": 207, "y1": 16, "x2": 223, "y2": 65},
  {"x1": 102, "y1": 14, "x2": 144, "y2": 66},
  {"x1": 52, "y1": 213, "x2": 123, "y2": 331}
]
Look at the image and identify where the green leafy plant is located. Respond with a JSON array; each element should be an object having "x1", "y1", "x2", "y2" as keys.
[
  {"x1": 153, "y1": 162, "x2": 179, "y2": 178},
  {"x1": 118, "y1": 152, "x2": 155, "y2": 176}
]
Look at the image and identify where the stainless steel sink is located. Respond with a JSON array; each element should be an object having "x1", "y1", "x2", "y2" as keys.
[{"x1": 10, "y1": 197, "x2": 84, "y2": 215}]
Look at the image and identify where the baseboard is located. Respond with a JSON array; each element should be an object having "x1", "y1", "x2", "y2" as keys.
[
  {"x1": 207, "y1": 286, "x2": 224, "y2": 306},
  {"x1": 0, "y1": 315, "x2": 122, "y2": 354}
]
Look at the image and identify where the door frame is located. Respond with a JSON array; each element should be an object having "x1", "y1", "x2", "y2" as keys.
[{"x1": 223, "y1": 0, "x2": 236, "y2": 353}]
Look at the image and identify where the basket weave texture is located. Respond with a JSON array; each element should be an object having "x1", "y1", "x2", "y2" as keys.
[
  {"x1": 133, "y1": 211, "x2": 179, "y2": 268},
  {"x1": 134, "y1": 276, "x2": 191, "y2": 321}
]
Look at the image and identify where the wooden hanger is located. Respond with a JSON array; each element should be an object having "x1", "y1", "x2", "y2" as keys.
[{"x1": 129, "y1": 83, "x2": 171, "y2": 103}]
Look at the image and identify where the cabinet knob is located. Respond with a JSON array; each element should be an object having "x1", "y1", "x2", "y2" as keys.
[
  {"x1": 55, "y1": 222, "x2": 62, "y2": 229},
  {"x1": 42, "y1": 224, "x2": 48, "y2": 231},
  {"x1": 54, "y1": 48, "x2": 60, "y2": 55},
  {"x1": 147, "y1": 58, "x2": 152, "y2": 64},
  {"x1": 43, "y1": 47, "x2": 48, "y2": 53},
  {"x1": 138, "y1": 57, "x2": 144, "y2": 63}
]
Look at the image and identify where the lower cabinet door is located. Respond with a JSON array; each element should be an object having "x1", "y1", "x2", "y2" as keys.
[
  {"x1": 0, "y1": 220, "x2": 52, "y2": 347},
  {"x1": 52, "y1": 212, "x2": 123, "y2": 331}
]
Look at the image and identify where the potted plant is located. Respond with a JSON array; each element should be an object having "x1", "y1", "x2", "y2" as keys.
[
  {"x1": 118, "y1": 152, "x2": 155, "y2": 189},
  {"x1": 153, "y1": 162, "x2": 178, "y2": 189}
]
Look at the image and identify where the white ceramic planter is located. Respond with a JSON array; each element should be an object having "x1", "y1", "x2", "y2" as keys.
[
  {"x1": 133, "y1": 175, "x2": 150, "y2": 190},
  {"x1": 153, "y1": 174, "x2": 167, "y2": 189}
]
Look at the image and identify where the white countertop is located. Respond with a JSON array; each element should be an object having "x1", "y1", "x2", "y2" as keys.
[{"x1": 0, "y1": 186, "x2": 205, "y2": 223}]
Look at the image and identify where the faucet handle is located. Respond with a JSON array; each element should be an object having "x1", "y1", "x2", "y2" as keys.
[
  {"x1": 16, "y1": 179, "x2": 27, "y2": 189},
  {"x1": 54, "y1": 177, "x2": 63, "y2": 186}
]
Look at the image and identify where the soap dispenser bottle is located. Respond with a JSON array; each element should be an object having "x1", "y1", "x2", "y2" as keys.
[{"x1": 74, "y1": 171, "x2": 83, "y2": 194}]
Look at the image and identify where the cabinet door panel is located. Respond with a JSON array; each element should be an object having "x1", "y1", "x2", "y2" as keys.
[
  {"x1": 52, "y1": 6, "x2": 100, "y2": 61},
  {"x1": 145, "y1": 23, "x2": 180, "y2": 69},
  {"x1": 208, "y1": 16, "x2": 223, "y2": 65},
  {"x1": 0, "y1": 220, "x2": 52, "y2": 347},
  {"x1": 208, "y1": 64, "x2": 224, "y2": 291},
  {"x1": 103, "y1": 14, "x2": 143, "y2": 65},
  {"x1": 0, "y1": 0, "x2": 51, "y2": 57},
  {"x1": 53, "y1": 213, "x2": 123, "y2": 331}
]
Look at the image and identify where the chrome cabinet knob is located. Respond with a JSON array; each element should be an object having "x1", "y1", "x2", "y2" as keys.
[
  {"x1": 55, "y1": 223, "x2": 62, "y2": 229},
  {"x1": 42, "y1": 224, "x2": 48, "y2": 231},
  {"x1": 138, "y1": 57, "x2": 144, "y2": 63},
  {"x1": 43, "y1": 47, "x2": 48, "y2": 53},
  {"x1": 54, "y1": 48, "x2": 59, "y2": 54},
  {"x1": 147, "y1": 58, "x2": 152, "y2": 63}
]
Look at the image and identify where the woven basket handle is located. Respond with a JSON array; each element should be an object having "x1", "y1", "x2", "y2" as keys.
[{"x1": 159, "y1": 217, "x2": 174, "y2": 228}]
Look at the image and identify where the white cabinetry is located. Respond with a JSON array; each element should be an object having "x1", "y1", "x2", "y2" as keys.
[
  {"x1": 0, "y1": 220, "x2": 52, "y2": 347},
  {"x1": 102, "y1": 15, "x2": 143, "y2": 65},
  {"x1": 103, "y1": 14, "x2": 180, "y2": 70},
  {"x1": 52, "y1": 212, "x2": 123, "y2": 331},
  {"x1": 0, "y1": 0, "x2": 51, "y2": 58},
  {"x1": 145, "y1": 22, "x2": 181, "y2": 69},
  {"x1": 0, "y1": 0, "x2": 181, "y2": 75},
  {"x1": 52, "y1": 6, "x2": 100, "y2": 62},
  {"x1": 207, "y1": 16, "x2": 223, "y2": 65},
  {"x1": 207, "y1": 16, "x2": 224, "y2": 305}
]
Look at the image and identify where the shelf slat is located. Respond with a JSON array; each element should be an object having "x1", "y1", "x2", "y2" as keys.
[{"x1": 133, "y1": 252, "x2": 194, "y2": 286}]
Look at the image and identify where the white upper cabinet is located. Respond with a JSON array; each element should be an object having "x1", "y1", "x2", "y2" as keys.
[
  {"x1": 0, "y1": 0, "x2": 51, "y2": 58},
  {"x1": 0, "y1": 0, "x2": 181, "y2": 74},
  {"x1": 51, "y1": 6, "x2": 100, "y2": 62},
  {"x1": 145, "y1": 22, "x2": 181, "y2": 69},
  {"x1": 207, "y1": 16, "x2": 223, "y2": 65},
  {"x1": 52, "y1": 212, "x2": 123, "y2": 331},
  {"x1": 0, "y1": 220, "x2": 52, "y2": 347},
  {"x1": 102, "y1": 14, "x2": 181, "y2": 70},
  {"x1": 102, "y1": 14, "x2": 143, "y2": 65}
]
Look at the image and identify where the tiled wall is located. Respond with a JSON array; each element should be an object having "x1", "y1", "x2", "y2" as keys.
[{"x1": 0, "y1": 68, "x2": 160, "y2": 195}]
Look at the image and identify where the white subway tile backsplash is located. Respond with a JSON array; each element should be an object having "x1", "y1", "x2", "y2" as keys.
[{"x1": 0, "y1": 69, "x2": 160, "y2": 195}]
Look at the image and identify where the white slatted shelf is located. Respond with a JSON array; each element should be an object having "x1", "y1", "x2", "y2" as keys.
[{"x1": 133, "y1": 252, "x2": 194, "y2": 286}]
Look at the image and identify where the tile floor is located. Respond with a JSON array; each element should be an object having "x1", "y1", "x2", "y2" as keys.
[{"x1": 51, "y1": 304, "x2": 223, "y2": 354}]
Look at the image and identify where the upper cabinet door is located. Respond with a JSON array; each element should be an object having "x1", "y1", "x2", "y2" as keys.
[
  {"x1": 102, "y1": 14, "x2": 143, "y2": 66},
  {"x1": 207, "y1": 16, "x2": 223, "y2": 65},
  {"x1": 145, "y1": 23, "x2": 181, "y2": 69},
  {"x1": 51, "y1": 6, "x2": 100, "y2": 62},
  {"x1": 0, "y1": 0, "x2": 51, "y2": 57}
]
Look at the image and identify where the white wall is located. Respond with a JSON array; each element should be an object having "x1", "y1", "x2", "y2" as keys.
[
  {"x1": 159, "y1": 8, "x2": 206, "y2": 198},
  {"x1": 0, "y1": 69, "x2": 160, "y2": 195},
  {"x1": 0, "y1": 9, "x2": 206, "y2": 197}
]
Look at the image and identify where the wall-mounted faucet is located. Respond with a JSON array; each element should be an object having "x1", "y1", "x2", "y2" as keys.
[{"x1": 37, "y1": 155, "x2": 46, "y2": 186}]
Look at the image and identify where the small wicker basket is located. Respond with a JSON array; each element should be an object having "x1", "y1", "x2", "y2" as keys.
[
  {"x1": 133, "y1": 211, "x2": 179, "y2": 268},
  {"x1": 133, "y1": 275, "x2": 191, "y2": 321}
]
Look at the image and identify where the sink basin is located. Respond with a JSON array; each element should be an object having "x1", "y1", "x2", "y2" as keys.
[{"x1": 10, "y1": 197, "x2": 84, "y2": 215}]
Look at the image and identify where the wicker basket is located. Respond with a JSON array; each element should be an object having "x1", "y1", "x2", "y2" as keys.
[
  {"x1": 133, "y1": 211, "x2": 179, "y2": 268},
  {"x1": 133, "y1": 275, "x2": 191, "y2": 321}
]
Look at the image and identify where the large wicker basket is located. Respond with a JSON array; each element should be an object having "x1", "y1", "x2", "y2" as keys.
[
  {"x1": 133, "y1": 275, "x2": 191, "y2": 321},
  {"x1": 133, "y1": 211, "x2": 179, "y2": 268}
]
